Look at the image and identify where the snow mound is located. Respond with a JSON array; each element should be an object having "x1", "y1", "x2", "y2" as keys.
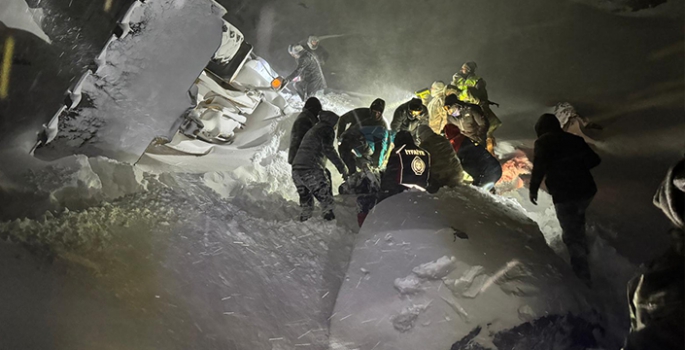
[{"x1": 329, "y1": 187, "x2": 599, "y2": 350}]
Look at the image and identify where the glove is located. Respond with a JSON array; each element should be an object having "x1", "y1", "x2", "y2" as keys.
[
  {"x1": 341, "y1": 167, "x2": 350, "y2": 180},
  {"x1": 529, "y1": 191, "x2": 538, "y2": 205}
]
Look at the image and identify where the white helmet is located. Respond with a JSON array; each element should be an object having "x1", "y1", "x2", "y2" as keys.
[
  {"x1": 307, "y1": 36, "x2": 320, "y2": 50},
  {"x1": 288, "y1": 44, "x2": 305, "y2": 56}
]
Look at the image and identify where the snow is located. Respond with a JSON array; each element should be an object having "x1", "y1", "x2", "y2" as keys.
[
  {"x1": 328, "y1": 188, "x2": 611, "y2": 350},
  {"x1": 37, "y1": 0, "x2": 223, "y2": 162},
  {"x1": 0, "y1": 0, "x2": 51, "y2": 43},
  {"x1": 1, "y1": 0, "x2": 682, "y2": 348}
]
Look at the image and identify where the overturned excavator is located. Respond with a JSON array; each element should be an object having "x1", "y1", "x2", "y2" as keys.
[{"x1": 0, "y1": 0, "x2": 286, "y2": 167}]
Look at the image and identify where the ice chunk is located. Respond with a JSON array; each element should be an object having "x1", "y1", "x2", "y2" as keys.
[
  {"x1": 412, "y1": 256, "x2": 456, "y2": 279},
  {"x1": 394, "y1": 274, "x2": 423, "y2": 295}
]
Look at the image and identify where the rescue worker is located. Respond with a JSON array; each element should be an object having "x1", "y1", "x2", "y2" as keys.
[
  {"x1": 452, "y1": 61, "x2": 501, "y2": 154},
  {"x1": 291, "y1": 111, "x2": 349, "y2": 221},
  {"x1": 356, "y1": 131, "x2": 431, "y2": 226},
  {"x1": 444, "y1": 123, "x2": 501, "y2": 190},
  {"x1": 418, "y1": 124, "x2": 463, "y2": 193},
  {"x1": 529, "y1": 113, "x2": 601, "y2": 286},
  {"x1": 623, "y1": 157, "x2": 684, "y2": 350},
  {"x1": 337, "y1": 99, "x2": 388, "y2": 174},
  {"x1": 284, "y1": 44, "x2": 326, "y2": 100},
  {"x1": 338, "y1": 125, "x2": 393, "y2": 175},
  {"x1": 337, "y1": 98, "x2": 387, "y2": 139},
  {"x1": 426, "y1": 81, "x2": 448, "y2": 134},
  {"x1": 288, "y1": 97, "x2": 322, "y2": 165},
  {"x1": 444, "y1": 94, "x2": 489, "y2": 145},
  {"x1": 301, "y1": 35, "x2": 330, "y2": 66},
  {"x1": 391, "y1": 98, "x2": 428, "y2": 141}
]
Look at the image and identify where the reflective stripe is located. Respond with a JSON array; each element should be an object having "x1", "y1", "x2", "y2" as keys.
[{"x1": 454, "y1": 75, "x2": 480, "y2": 104}]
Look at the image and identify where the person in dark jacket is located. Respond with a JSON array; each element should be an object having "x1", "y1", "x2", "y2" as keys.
[
  {"x1": 444, "y1": 94, "x2": 489, "y2": 145},
  {"x1": 356, "y1": 131, "x2": 431, "y2": 226},
  {"x1": 623, "y1": 158, "x2": 684, "y2": 350},
  {"x1": 444, "y1": 123, "x2": 501, "y2": 190},
  {"x1": 301, "y1": 35, "x2": 330, "y2": 66},
  {"x1": 292, "y1": 111, "x2": 349, "y2": 221},
  {"x1": 337, "y1": 98, "x2": 387, "y2": 139},
  {"x1": 337, "y1": 99, "x2": 389, "y2": 174},
  {"x1": 529, "y1": 113, "x2": 601, "y2": 286},
  {"x1": 288, "y1": 97, "x2": 322, "y2": 165},
  {"x1": 284, "y1": 44, "x2": 326, "y2": 100},
  {"x1": 391, "y1": 98, "x2": 428, "y2": 141},
  {"x1": 418, "y1": 125, "x2": 463, "y2": 193}
]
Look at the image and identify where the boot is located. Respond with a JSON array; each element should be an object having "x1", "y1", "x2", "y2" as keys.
[
  {"x1": 299, "y1": 212, "x2": 312, "y2": 222},
  {"x1": 323, "y1": 211, "x2": 336, "y2": 221},
  {"x1": 486, "y1": 137, "x2": 496, "y2": 156}
]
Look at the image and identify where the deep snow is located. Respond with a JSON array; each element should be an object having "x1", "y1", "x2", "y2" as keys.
[{"x1": 1, "y1": 0, "x2": 683, "y2": 348}]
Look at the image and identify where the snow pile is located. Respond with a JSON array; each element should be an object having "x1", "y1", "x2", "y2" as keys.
[
  {"x1": 329, "y1": 187, "x2": 607, "y2": 350},
  {"x1": 0, "y1": 0, "x2": 51, "y2": 43},
  {"x1": 1, "y1": 152, "x2": 360, "y2": 349},
  {"x1": 0, "y1": 155, "x2": 147, "y2": 221}
]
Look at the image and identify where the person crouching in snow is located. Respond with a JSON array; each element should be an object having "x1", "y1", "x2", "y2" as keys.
[
  {"x1": 356, "y1": 131, "x2": 431, "y2": 226},
  {"x1": 291, "y1": 111, "x2": 349, "y2": 221},
  {"x1": 417, "y1": 124, "x2": 463, "y2": 193},
  {"x1": 529, "y1": 113, "x2": 601, "y2": 287},
  {"x1": 444, "y1": 123, "x2": 501, "y2": 191}
]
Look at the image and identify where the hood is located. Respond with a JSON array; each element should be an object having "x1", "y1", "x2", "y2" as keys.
[
  {"x1": 370, "y1": 98, "x2": 386, "y2": 113},
  {"x1": 408, "y1": 98, "x2": 423, "y2": 112},
  {"x1": 535, "y1": 113, "x2": 562, "y2": 137},
  {"x1": 418, "y1": 124, "x2": 434, "y2": 142},
  {"x1": 318, "y1": 111, "x2": 339, "y2": 126},
  {"x1": 303, "y1": 97, "x2": 322, "y2": 116},
  {"x1": 394, "y1": 130, "x2": 415, "y2": 148},
  {"x1": 654, "y1": 158, "x2": 685, "y2": 229}
]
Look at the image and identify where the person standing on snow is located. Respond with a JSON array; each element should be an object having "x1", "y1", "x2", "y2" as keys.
[
  {"x1": 391, "y1": 98, "x2": 428, "y2": 142},
  {"x1": 452, "y1": 61, "x2": 501, "y2": 155},
  {"x1": 291, "y1": 111, "x2": 349, "y2": 221},
  {"x1": 622, "y1": 157, "x2": 684, "y2": 350},
  {"x1": 300, "y1": 35, "x2": 330, "y2": 66},
  {"x1": 284, "y1": 44, "x2": 327, "y2": 100},
  {"x1": 356, "y1": 131, "x2": 431, "y2": 226},
  {"x1": 529, "y1": 113, "x2": 601, "y2": 286},
  {"x1": 417, "y1": 125, "x2": 463, "y2": 193},
  {"x1": 426, "y1": 81, "x2": 448, "y2": 134},
  {"x1": 444, "y1": 94, "x2": 489, "y2": 145},
  {"x1": 288, "y1": 97, "x2": 322, "y2": 165}
]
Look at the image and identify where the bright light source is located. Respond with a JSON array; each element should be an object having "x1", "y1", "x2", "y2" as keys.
[{"x1": 0, "y1": 36, "x2": 14, "y2": 100}]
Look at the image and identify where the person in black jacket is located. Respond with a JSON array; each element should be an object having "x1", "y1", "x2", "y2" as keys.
[
  {"x1": 444, "y1": 123, "x2": 501, "y2": 190},
  {"x1": 529, "y1": 113, "x2": 601, "y2": 286},
  {"x1": 418, "y1": 125, "x2": 463, "y2": 193},
  {"x1": 284, "y1": 44, "x2": 326, "y2": 100},
  {"x1": 391, "y1": 98, "x2": 428, "y2": 141},
  {"x1": 291, "y1": 111, "x2": 349, "y2": 221},
  {"x1": 623, "y1": 157, "x2": 684, "y2": 350},
  {"x1": 356, "y1": 131, "x2": 431, "y2": 226},
  {"x1": 288, "y1": 97, "x2": 322, "y2": 165},
  {"x1": 337, "y1": 98, "x2": 387, "y2": 139}
]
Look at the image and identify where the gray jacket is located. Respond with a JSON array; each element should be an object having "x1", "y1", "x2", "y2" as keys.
[{"x1": 292, "y1": 111, "x2": 347, "y2": 175}]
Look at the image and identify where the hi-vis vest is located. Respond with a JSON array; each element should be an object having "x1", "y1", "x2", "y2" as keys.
[
  {"x1": 453, "y1": 74, "x2": 481, "y2": 105},
  {"x1": 395, "y1": 145, "x2": 430, "y2": 190}
]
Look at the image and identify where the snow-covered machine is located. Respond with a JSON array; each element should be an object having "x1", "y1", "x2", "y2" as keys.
[
  {"x1": 21, "y1": 0, "x2": 286, "y2": 163},
  {"x1": 159, "y1": 16, "x2": 287, "y2": 156}
]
